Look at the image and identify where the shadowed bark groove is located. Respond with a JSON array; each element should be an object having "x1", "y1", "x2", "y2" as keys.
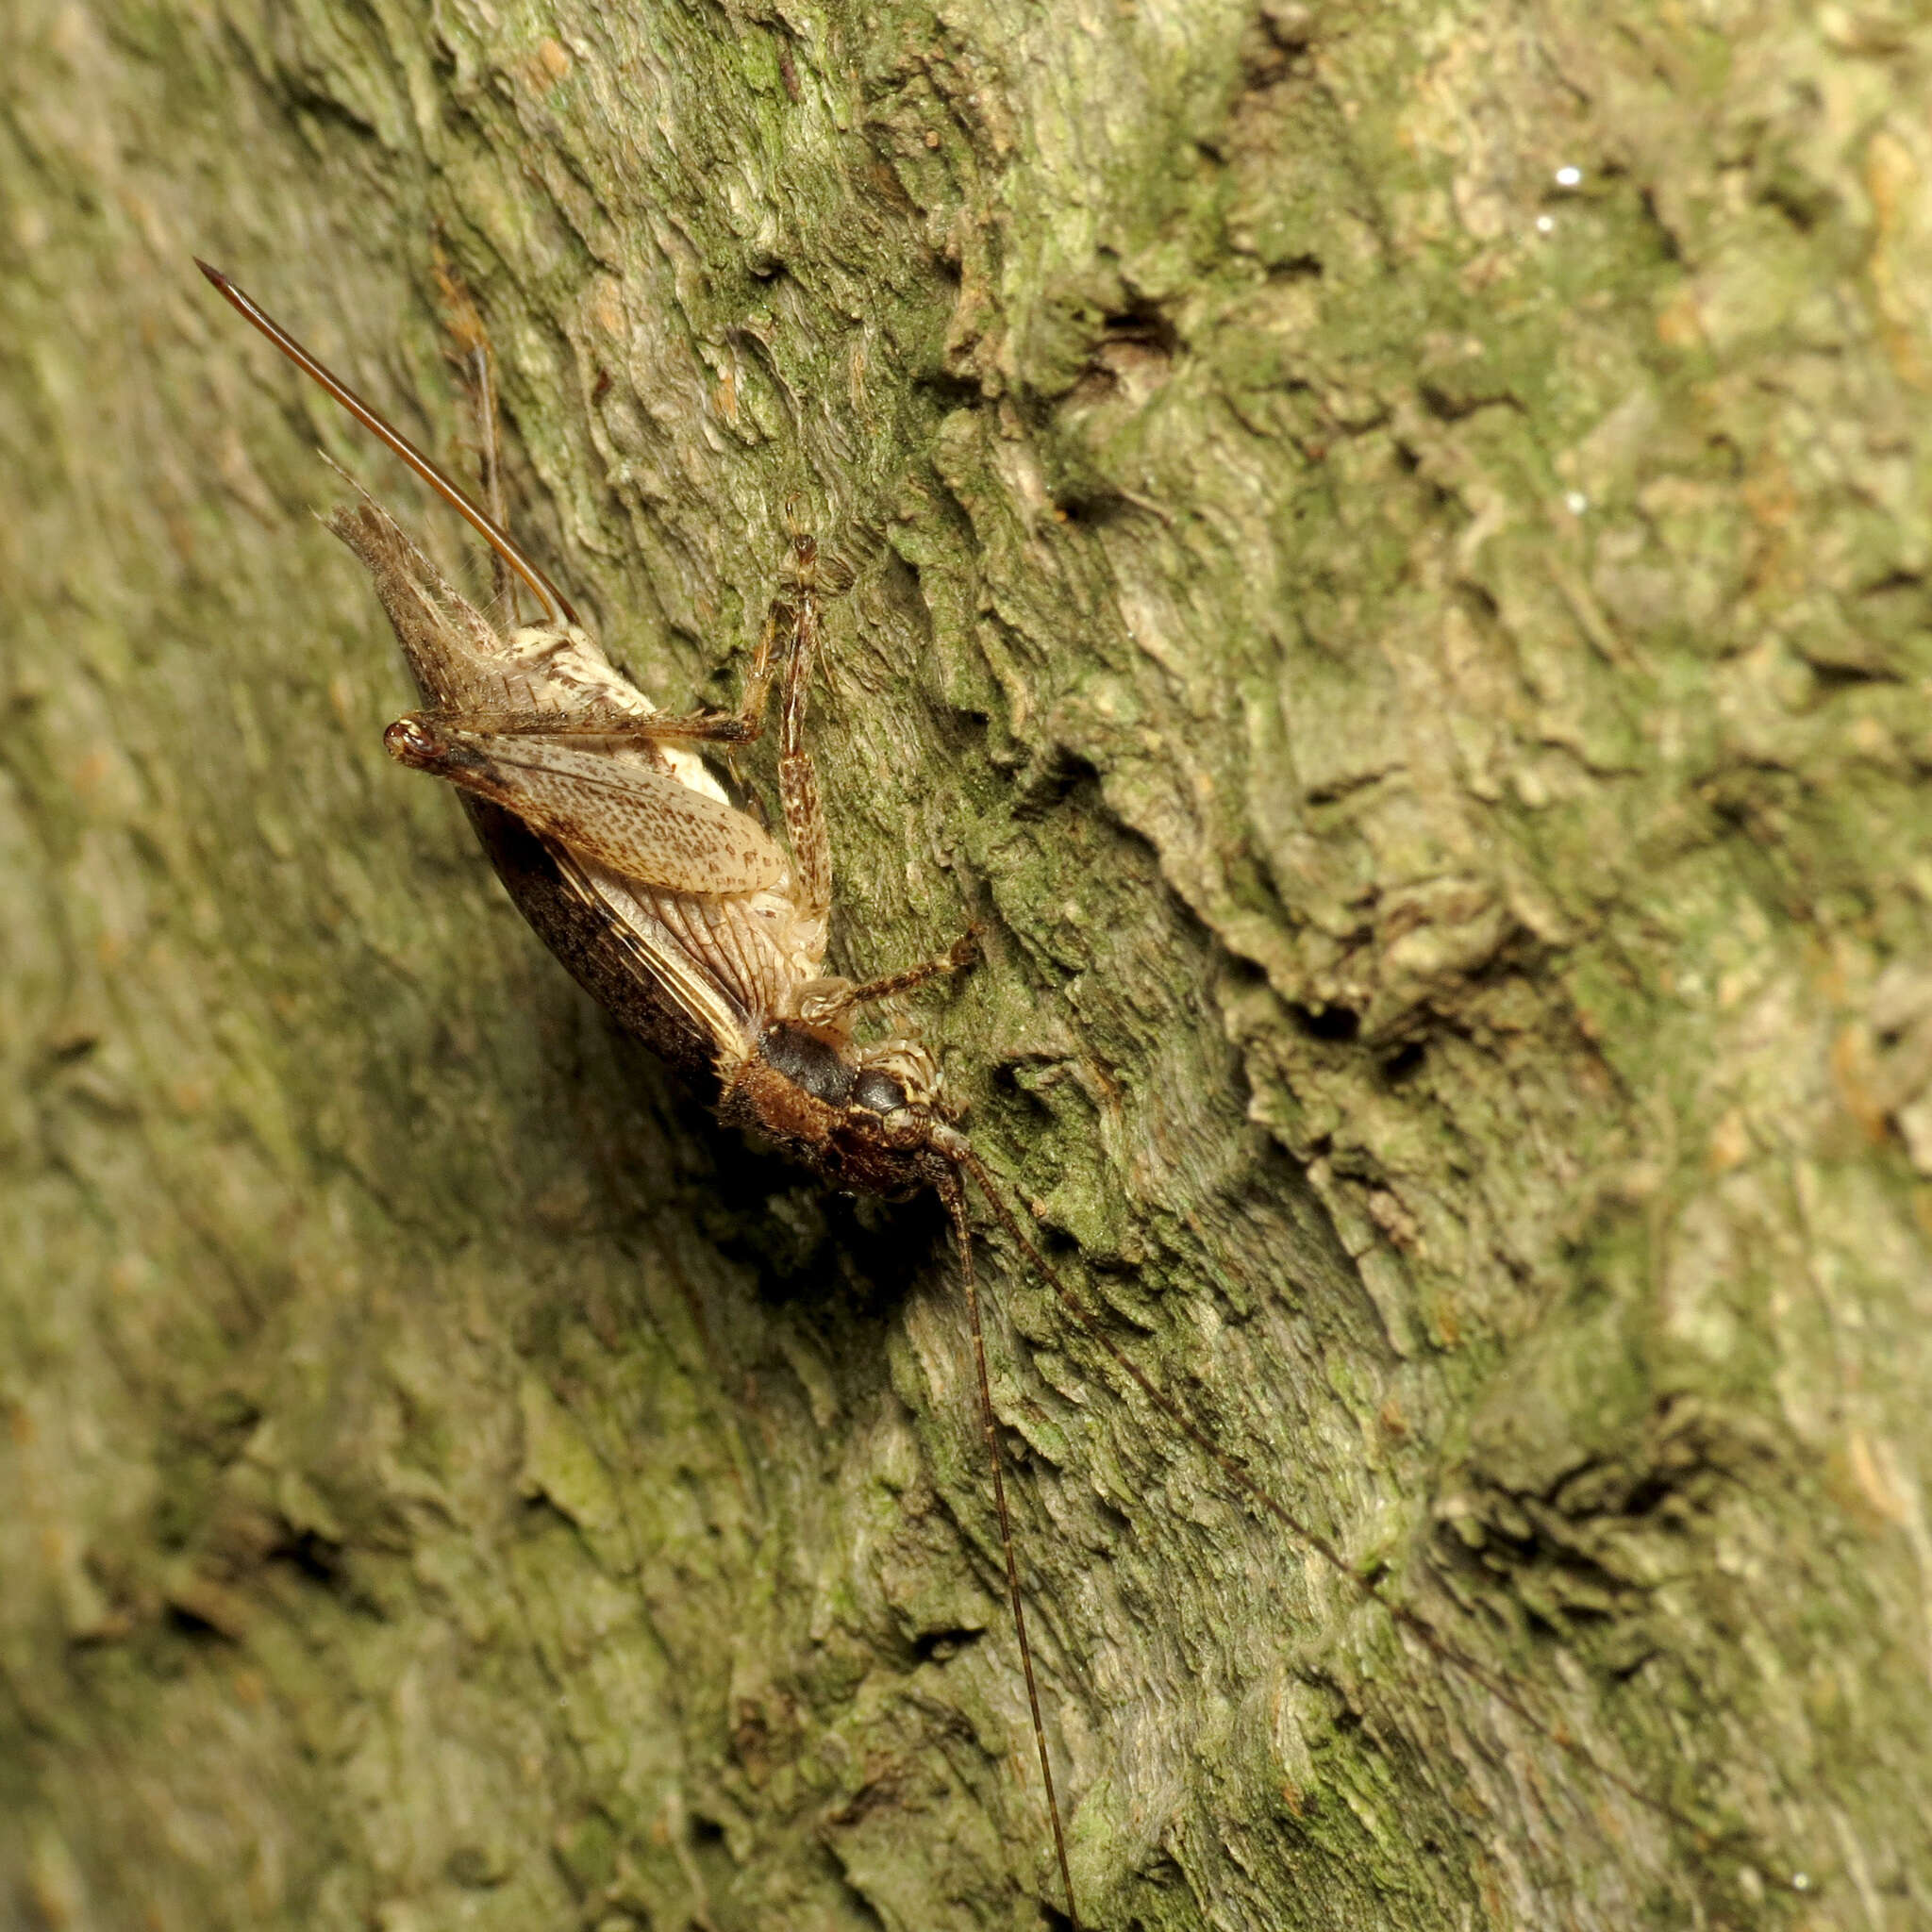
[{"x1": 5, "y1": 1, "x2": 1931, "y2": 1927}]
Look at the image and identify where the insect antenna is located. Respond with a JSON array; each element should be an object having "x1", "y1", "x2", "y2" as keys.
[
  {"x1": 192, "y1": 259, "x2": 579, "y2": 629},
  {"x1": 945, "y1": 1144, "x2": 1753, "y2": 1859},
  {"x1": 937, "y1": 1170, "x2": 1079, "y2": 1931}
]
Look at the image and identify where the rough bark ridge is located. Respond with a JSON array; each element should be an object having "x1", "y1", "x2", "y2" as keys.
[{"x1": 5, "y1": 0, "x2": 1930, "y2": 1927}]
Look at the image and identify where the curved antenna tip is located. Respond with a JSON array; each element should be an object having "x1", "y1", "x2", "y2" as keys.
[{"x1": 193, "y1": 254, "x2": 580, "y2": 629}]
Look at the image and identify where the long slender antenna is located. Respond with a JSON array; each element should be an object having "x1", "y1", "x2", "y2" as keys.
[
  {"x1": 947, "y1": 1144, "x2": 1759, "y2": 1860},
  {"x1": 939, "y1": 1170, "x2": 1079, "y2": 1930},
  {"x1": 194, "y1": 258, "x2": 578, "y2": 628}
]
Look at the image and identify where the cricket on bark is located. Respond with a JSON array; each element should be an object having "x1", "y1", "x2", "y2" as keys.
[{"x1": 198, "y1": 258, "x2": 1746, "y2": 1927}]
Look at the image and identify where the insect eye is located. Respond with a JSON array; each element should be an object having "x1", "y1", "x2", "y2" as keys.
[{"x1": 852, "y1": 1069, "x2": 907, "y2": 1115}]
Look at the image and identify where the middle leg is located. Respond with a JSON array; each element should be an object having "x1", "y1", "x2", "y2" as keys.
[{"x1": 795, "y1": 928, "x2": 980, "y2": 1024}]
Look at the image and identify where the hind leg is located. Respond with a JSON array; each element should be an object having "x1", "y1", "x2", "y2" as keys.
[{"x1": 458, "y1": 342, "x2": 520, "y2": 621}]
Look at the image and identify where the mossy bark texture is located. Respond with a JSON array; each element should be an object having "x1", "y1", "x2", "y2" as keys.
[{"x1": 7, "y1": 1, "x2": 1932, "y2": 1927}]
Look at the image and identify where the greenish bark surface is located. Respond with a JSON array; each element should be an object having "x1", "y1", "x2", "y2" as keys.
[{"x1": 6, "y1": 1, "x2": 1932, "y2": 1926}]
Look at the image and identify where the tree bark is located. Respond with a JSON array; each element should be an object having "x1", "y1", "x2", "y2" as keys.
[{"x1": 6, "y1": 1, "x2": 1931, "y2": 1927}]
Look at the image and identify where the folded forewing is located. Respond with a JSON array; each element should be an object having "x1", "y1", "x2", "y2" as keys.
[{"x1": 397, "y1": 722, "x2": 788, "y2": 895}]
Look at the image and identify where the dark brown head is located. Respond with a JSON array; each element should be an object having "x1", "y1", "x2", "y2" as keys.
[{"x1": 732, "y1": 1021, "x2": 960, "y2": 1199}]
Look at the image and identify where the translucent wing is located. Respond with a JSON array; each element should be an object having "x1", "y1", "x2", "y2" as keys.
[{"x1": 386, "y1": 716, "x2": 788, "y2": 895}]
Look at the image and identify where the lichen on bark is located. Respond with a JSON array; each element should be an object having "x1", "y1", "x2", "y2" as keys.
[{"x1": 6, "y1": 0, "x2": 1932, "y2": 1927}]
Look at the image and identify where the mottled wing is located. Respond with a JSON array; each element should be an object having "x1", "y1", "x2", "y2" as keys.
[
  {"x1": 575, "y1": 865, "x2": 763, "y2": 1060},
  {"x1": 392, "y1": 721, "x2": 788, "y2": 896}
]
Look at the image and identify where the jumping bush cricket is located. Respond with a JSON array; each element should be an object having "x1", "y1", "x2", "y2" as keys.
[{"x1": 198, "y1": 258, "x2": 1743, "y2": 1930}]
